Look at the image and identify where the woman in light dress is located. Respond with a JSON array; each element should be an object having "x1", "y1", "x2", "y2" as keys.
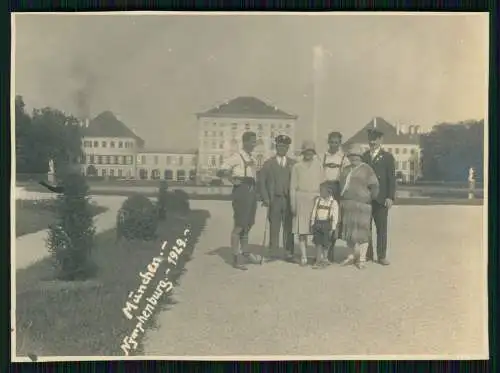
[{"x1": 290, "y1": 140, "x2": 324, "y2": 266}]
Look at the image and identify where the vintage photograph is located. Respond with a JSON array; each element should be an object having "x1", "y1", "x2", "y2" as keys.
[{"x1": 12, "y1": 12, "x2": 488, "y2": 360}]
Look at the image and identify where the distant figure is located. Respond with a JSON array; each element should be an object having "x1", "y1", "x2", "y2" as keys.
[
  {"x1": 259, "y1": 134, "x2": 296, "y2": 262},
  {"x1": 310, "y1": 182, "x2": 339, "y2": 269},
  {"x1": 217, "y1": 131, "x2": 261, "y2": 270},
  {"x1": 362, "y1": 127, "x2": 396, "y2": 266},
  {"x1": 339, "y1": 144, "x2": 380, "y2": 269},
  {"x1": 290, "y1": 140, "x2": 323, "y2": 267},
  {"x1": 468, "y1": 167, "x2": 476, "y2": 199}
]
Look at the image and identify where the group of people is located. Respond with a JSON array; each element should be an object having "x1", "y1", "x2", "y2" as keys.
[{"x1": 217, "y1": 126, "x2": 396, "y2": 271}]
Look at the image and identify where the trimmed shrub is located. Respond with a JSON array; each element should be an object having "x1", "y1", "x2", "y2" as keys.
[
  {"x1": 45, "y1": 173, "x2": 96, "y2": 281},
  {"x1": 164, "y1": 189, "x2": 190, "y2": 214},
  {"x1": 157, "y1": 180, "x2": 168, "y2": 221},
  {"x1": 116, "y1": 194, "x2": 158, "y2": 241}
]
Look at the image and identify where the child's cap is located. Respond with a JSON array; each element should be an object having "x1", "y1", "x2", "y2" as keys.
[{"x1": 319, "y1": 181, "x2": 334, "y2": 195}]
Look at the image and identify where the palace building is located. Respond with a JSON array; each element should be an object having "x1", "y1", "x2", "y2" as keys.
[
  {"x1": 345, "y1": 117, "x2": 423, "y2": 183},
  {"x1": 195, "y1": 96, "x2": 297, "y2": 181}
]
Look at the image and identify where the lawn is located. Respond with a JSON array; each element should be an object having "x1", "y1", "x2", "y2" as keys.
[
  {"x1": 15, "y1": 199, "x2": 108, "y2": 237},
  {"x1": 15, "y1": 208, "x2": 210, "y2": 357}
]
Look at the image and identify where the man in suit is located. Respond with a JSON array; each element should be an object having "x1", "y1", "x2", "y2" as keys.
[
  {"x1": 259, "y1": 135, "x2": 296, "y2": 262},
  {"x1": 362, "y1": 127, "x2": 396, "y2": 266}
]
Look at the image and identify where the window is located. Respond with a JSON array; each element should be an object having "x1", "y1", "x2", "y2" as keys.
[
  {"x1": 209, "y1": 156, "x2": 217, "y2": 167},
  {"x1": 256, "y1": 154, "x2": 263, "y2": 168},
  {"x1": 110, "y1": 156, "x2": 115, "y2": 165},
  {"x1": 110, "y1": 169, "x2": 115, "y2": 177},
  {"x1": 286, "y1": 124, "x2": 291, "y2": 129},
  {"x1": 93, "y1": 141, "x2": 99, "y2": 147},
  {"x1": 89, "y1": 155, "x2": 95, "y2": 164},
  {"x1": 117, "y1": 156, "x2": 123, "y2": 165},
  {"x1": 395, "y1": 148, "x2": 400, "y2": 154},
  {"x1": 219, "y1": 155, "x2": 223, "y2": 165},
  {"x1": 192, "y1": 157, "x2": 197, "y2": 166},
  {"x1": 141, "y1": 155, "x2": 146, "y2": 165},
  {"x1": 118, "y1": 169, "x2": 123, "y2": 177},
  {"x1": 102, "y1": 141, "x2": 107, "y2": 148},
  {"x1": 164, "y1": 170, "x2": 173, "y2": 180},
  {"x1": 402, "y1": 161, "x2": 408, "y2": 170},
  {"x1": 244, "y1": 123, "x2": 250, "y2": 130},
  {"x1": 151, "y1": 169, "x2": 160, "y2": 180},
  {"x1": 258, "y1": 124, "x2": 263, "y2": 130},
  {"x1": 177, "y1": 170, "x2": 186, "y2": 182},
  {"x1": 110, "y1": 141, "x2": 115, "y2": 148},
  {"x1": 212, "y1": 141, "x2": 217, "y2": 149},
  {"x1": 154, "y1": 156, "x2": 158, "y2": 165},
  {"x1": 219, "y1": 142, "x2": 224, "y2": 149},
  {"x1": 402, "y1": 148, "x2": 407, "y2": 154},
  {"x1": 212, "y1": 131, "x2": 217, "y2": 137},
  {"x1": 127, "y1": 156, "x2": 133, "y2": 165},
  {"x1": 179, "y1": 156, "x2": 184, "y2": 166},
  {"x1": 101, "y1": 169, "x2": 107, "y2": 177},
  {"x1": 189, "y1": 170, "x2": 196, "y2": 180},
  {"x1": 387, "y1": 148, "x2": 392, "y2": 153},
  {"x1": 212, "y1": 122, "x2": 217, "y2": 127},
  {"x1": 96, "y1": 156, "x2": 102, "y2": 164},
  {"x1": 219, "y1": 131, "x2": 223, "y2": 137},
  {"x1": 139, "y1": 169, "x2": 148, "y2": 180},
  {"x1": 204, "y1": 131, "x2": 209, "y2": 137},
  {"x1": 166, "y1": 156, "x2": 172, "y2": 165},
  {"x1": 410, "y1": 148, "x2": 416, "y2": 155}
]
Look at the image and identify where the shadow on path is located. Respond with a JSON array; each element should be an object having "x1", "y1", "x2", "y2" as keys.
[{"x1": 207, "y1": 244, "x2": 268, "y2": 267}]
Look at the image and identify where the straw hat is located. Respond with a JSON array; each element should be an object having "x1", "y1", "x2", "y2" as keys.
[
  {"x1": 301, "y1": 140, "x2": 316, "y2": 154},
  {"x1": 346, "y1": 144, "x2": 364, "y2": 157}
]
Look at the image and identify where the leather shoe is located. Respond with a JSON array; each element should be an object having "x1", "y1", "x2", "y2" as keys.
[{"x1": 378, "y1": 258, "x2": 390, "y2": 266}]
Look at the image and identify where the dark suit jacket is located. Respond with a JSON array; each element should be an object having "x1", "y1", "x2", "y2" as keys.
[
  {"x1": 258, "y1": 156, "x2": 296, "y2": 203},
  {"x1": 362, "y1": 149, "x2": 396, "y2": 205}
]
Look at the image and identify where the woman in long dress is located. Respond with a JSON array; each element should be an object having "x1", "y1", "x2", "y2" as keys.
[
  {"x1": 338, "y1": 144, "x2": 380, "y2": 269},
  {"x1": 290, "y1": 140, "x2": 324, "y2": 266}
]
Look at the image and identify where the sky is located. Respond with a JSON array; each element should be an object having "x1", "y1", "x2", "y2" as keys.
[{"x1": 14, "y1": 12, "x2": 489, "y2": 151}]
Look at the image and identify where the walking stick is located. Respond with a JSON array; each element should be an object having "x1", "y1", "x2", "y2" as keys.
[{"x1": 260, "y1": 205, "x2": 269, "y2": 265}]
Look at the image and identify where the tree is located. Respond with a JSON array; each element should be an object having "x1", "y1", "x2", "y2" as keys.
[
  {"x1": 420, "y1": 120, "x2": 484, "y2": 182},
  {"x1": 15, "y1": 95, "x2": 84, "y2": 177},
  {"x1": 46, "y1": 172, "x2": 96, "y2": 281}
]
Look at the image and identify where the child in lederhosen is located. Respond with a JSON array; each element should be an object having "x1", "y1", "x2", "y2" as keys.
[{"x1": 310, "y1": 182, "x2": 339, "y2": 269}]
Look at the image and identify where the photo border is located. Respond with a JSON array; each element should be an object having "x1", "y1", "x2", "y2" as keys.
[{"x1": 4, "y1": 0, "x2": 497, "y2": 371}]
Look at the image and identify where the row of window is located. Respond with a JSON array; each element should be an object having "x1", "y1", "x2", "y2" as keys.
[
  {"x1": 138, "y1": 169, "x2": 196, "y2": 181},
  {"x1": 85, "y1": 154, "x2": 134, "y2": 165},
  {"x1": 204, "y1": 154, "x2": 265, "y2": 169},
  {"x1": 86, "y1": 167, "x2": 133, "y2": 178},
  {"x1": 361, "y1": 146, "x2": 417, "y2": 155},
  {"x1": 136, "y1": 155, "x2": 196, "y2": 166},
  {"x1": 83, "y1": 140, "x2": 134, "y2": 149},
  {"x1": 201, "y1": 137, "x2": 288, "y2": 151},
  {"x1": 203, "y1": 122, "x2": 292, "y2": 131}
]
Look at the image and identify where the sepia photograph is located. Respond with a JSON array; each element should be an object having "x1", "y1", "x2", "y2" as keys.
[{"x1": 11, "y1": 12, "x2": 488, "y2": 361}]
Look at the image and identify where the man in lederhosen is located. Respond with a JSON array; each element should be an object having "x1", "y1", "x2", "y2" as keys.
[
  {"x1": 258, "y1": 134, "x2": 295, "y2": 262},
  {"x1": 217, "y1": 131, "x2": 261, "y2": 270},
  {"x1": 320, "y1": 131, "x2": 350, "y2": 262}
]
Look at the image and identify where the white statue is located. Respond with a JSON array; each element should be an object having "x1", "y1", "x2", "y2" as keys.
[
  {"x1": 468, "y1": 167, "x2": 475, "y2": 182},
  {"x1": 48, "y1": 159, "x2": 55, "y2": 174}
]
